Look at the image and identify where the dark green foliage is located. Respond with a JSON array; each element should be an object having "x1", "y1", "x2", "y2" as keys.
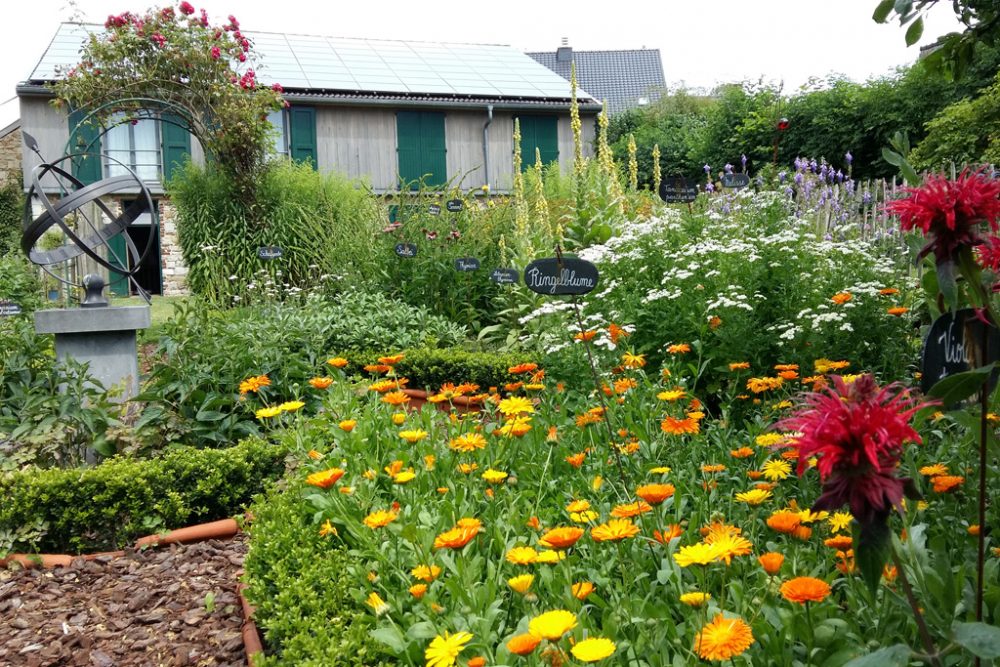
[
  {"x1": 0, "y1": 254, "x2": 42, "y2": 314},
  {"x1": 912, "y1": 72, "x2": 1000, "y2": 170},
  {"x1": 0, "y1": 438, "x2": 287, "y2": 554},
  {"x1": 0, "y1": 174, "x2": 24, "y2": 256},
  {"x1": 169, "y1": 160, "x2": 386, "y2": 306},
  {"x1": 243, "y1": 485, "x2": 391, "y2": 667},
  {"x1": 351, "y1": 347, "x2": 528, "y2": 390},
  {"x1": 136, "y1": 296, "x2": 467, "y2": 448}
]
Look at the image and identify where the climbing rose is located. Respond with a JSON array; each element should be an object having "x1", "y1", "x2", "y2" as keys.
[{"x1": 179, "y1": 1, "x2": 195, "y2": 15}]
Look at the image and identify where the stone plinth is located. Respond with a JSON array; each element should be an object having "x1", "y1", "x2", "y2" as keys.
[{"x1": 34, "y1": 306, "x2": 151, "y2": 400}]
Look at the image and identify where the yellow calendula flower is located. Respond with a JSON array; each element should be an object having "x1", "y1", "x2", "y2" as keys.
[
  {"x1": 449, "y1": 433, "x2": 487, "y2": 453},
  {"x1": 535, "y1": 550, "x2": 566, "y2": 564},
  {"x1": 255, "y1": 406, "x2": 282, "y2": 419},
  {"x1": 621, "y1": 352, "x2": 646, "y2": 368},
  {"x1": 528, "y1": 610, "x2": 577, "y2": 640},
  {"x1": 673, "y1": 542, "x2": 721, "y2": 567},
  {"x1": 366, "y1": 592, "x2": 389, "y2": 615},
  {"x1": 363, "y1": 509, "x2": 398, "y2": 529},
  {"x1": 762, "y1": 459, "x2": 792, "y2": 481},
  {"x1": 393, "y1": 470, "x2": 416, "y2": 484},
  {"x1": 827, "y1": 511, "x2": 853, "y2": 533},
  {"x1": 680, "y1": 591, "x2": 711, "y2": 607},
  {"x1": 424, "y1": 631, "x2": 472, "y2": 667},
  {"x1": 411, "y1": 564, "x2": 442, "y2": 582},
  {"x1": 481, "y1": 469, "x2": 508, "y2": 484},
  {"x1": 592, "y1": 475, "x2": 603, "y2": 491},
  {"x1": 755, "y1": 433, "x2": 785, "y2": 447},
  {"x1": 507, "y1": 574, "x2": 534, "y2": 594},
  {"x1": 319, "y1": 519, "x2": 338, "y2": 537},
  {"x1": 278, "y1": 400, "x2": 305, "y2": 413},
  {"x1": 735, "y1": 489, "x2": 772, "y2": 505},
  {"x1": 506, "y1": 546, "x2": 538, "y2": 565},
  {"x1": 649, "y1": 466, "x2": 672, "y2": 475},
  {"x1": 391, "y1": 412, "x2": 406, "y2": 426},
  {"x1": 498, "y1": 396, "x2": 535, "y2": 416},
  {"x1": 571, "y1": 637, "x2": 616, "y2": 662},
  {"x1": 657, "y1": 388, "x2": 686, "y2": 402},
  {"x1": 399, "y1": 429, "x2": 428, "y2": 443},
  {"x1": 570, "y1": 510, "x2": 599, "y2": 523}
]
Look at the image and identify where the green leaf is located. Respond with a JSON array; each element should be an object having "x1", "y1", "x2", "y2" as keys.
[
  {"x1": 927, "y1": 363, "x2": 995, "y2": 407},
  {"x1": 881, "y1": 147, "x2": 903, "y2": 167},
  {"x1": 872, "y1": 0, "x2": 896, "y2": 22},
  {"x1": 904, "y1": 16, "x2": 924, "y2": 45},
  {"x1": 900, "y1": 161, "x2": 921, "y2": 186},
  {"x1": 936, "y1": 259, "x2": 959, "y2": 313},
  {"x1": 406, "y1": 621, "x2": 439, "y2": 640},
  {"x1": 843, "y1": 644, "x2": 911, "y2": 666},
  {"x1": 953, "y1": 622, "x2": 1000, "y2": 659},
  {"x1": 855, "y1": 518, "x2": 891, "y2": 596},
  {"x1": 370, "y1": 626, "x2": 406, "y2": 653}
]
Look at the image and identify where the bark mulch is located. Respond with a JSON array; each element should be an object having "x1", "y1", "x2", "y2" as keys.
[{"x1": 0, "y1": 537, "x2": 249, "y2": 667}]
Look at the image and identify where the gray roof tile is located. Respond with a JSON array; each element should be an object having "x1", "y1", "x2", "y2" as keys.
[{"x1": 527, "y1": 48, "x2": 665, "y2": 114}]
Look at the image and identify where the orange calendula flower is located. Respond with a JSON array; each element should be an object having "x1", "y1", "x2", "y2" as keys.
[
  {"x1": 382, "y1": 390, "x2": 410, "y2": 406},
  {"x1": 591, "y1": 519, "x2": 640, "y2": 542},
  {"x1": 467, "y1": 657, "x2": 486, "y2": 667},
  {"x1": 526, "y1": 516, "x2": 541, "y2": 530},
  {"x1": 507, "y1": 633, "x2": 541, "y2": 656},
  {"x1": 661, "y1": 416, "x2": 700, "y2": 435},
  {"x1": 565, "y1": 499, "x2": 591, "y2": 513},
  {"x1": 305, "y1": 467, "x2": 345, "y2": 489},
  {"x1": 572, "y1": 581, "x2": 595, "y2": 600},
  {"x1": 539, "y1": 526, "x2": 585, "y2": 549},
  {"x1": 308, "y1": 376, "x2": 333, "y2": 389},
  {"x1": 701, "y1": 464, "x2": 726, "y2": 474},
  {"x1": 608, "y1": 322, "x2": 629, "y2": 344},
  {"x1": 747, "y1": 376, "x2": 784, "y2": 393},
  {"x1": 919, "y1": 463, "x2": 948, "y2": 476},
  {"x1": 758, "y1": 551, "x2": 784, "y2": 575},
  {"x1": 433, "y1": 519, "x2": 481, "y2": 550},
  {"x1": 378, "y1": 353, "x2": 404, "y2": 365},
  {"x1": 338, "y1": 419, "x2": 357, "y2": 432},
  {"x1": 574, "y1": 330, "x2": 597, "y2": 342},
  {"x1": 780, "y1": 576, "x2": 831, "y2": 604},
  {"x1": 694, "y1": 614, "x2": 754, "y2": 661},
  {"x1": 887, "y1": 306, "x2": 909, "y2": 316},
  {"x1": 879, "y1": 287, "x2": 900, "y2": 295},
  {"x1": 239, "y1": 374, "x2": 271, "y2": 395},
  {"x1": 708, "y1": 315, "x2": 723, "y2": 329},
  {"x1": 508, "y1": 362, "x2": 539, "y2": 374},
  {"x1": 327, "y1": 357, "x2": 349, "y2": 368},
  {"x1": 307, "y1": 449, "x2": 323, "y2": 460},
  {"x1": 611, "y1": 500, "x2": 653, "y2": 518},
  {"x1": 729, "y1": 362, "x2": 750, "y2": 371},
  {"x1": 457, "y1": 463, "x2": 478, "y2": 474},
  {"x1": 621, "y1": 352, "x2": 646, "y2": 368},
  {"x1": 363, "y1": 509, "x2": 398, "y2": 529},
  {"x1": 667, "y1": 343, "x2": 691, "y2": 354},
  {"x1": 364, "y1": 364, "x2": 392, "y2": 374},
  {"x1": 778, "y1": 370, "x2": 799, "y2": 380},
  {"x1": 730, "y1": 446, "x2": 754, "y2": 458},
  {"x1": 652, "y1": 524, "x2": 683, "y2": 544},
  {"x1": 824, "y1": 535, "x2": 854, "y2": 550},
  {"x1": 636, "y1": 483, "x2": 676, "y2": 505},
  {"x1": 830, "y1": 292, "x2": 852, "y2": 304},
  {"x1": 449, "y1": 433, "x2": 487, "y2": 453},
  {"x1": 931, "y1": 475, "x2": 964, "y2": 493},
  {"x1": 766, "y1": 510, "x2": 802, "y2": 534},
  {"x1": 409, "y1": 583, "x2": 427, "y2": 599},
  {"x1": 565, "y1": 452, "x2": 586, "y2": 468},
  {"x1": 575, "y1": 411, "x2": 604, "y2": 427}
]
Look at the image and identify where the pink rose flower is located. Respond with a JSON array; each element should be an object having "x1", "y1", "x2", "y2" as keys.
[
  {"x1": 211, "y1": 45, "x2": 221, "y2": 59},
  {"x1": 179, "y1": 1, "x2": 195, "y2": 15}
]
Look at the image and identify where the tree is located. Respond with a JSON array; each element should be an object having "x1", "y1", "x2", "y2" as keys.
[
  {"x1": 53, "y1": 3, "x2": 284, "y2": 191},
  {"x1": 874, "y1": 0, "x2": 1000, "y2": 80},
  {"x1": 911, "y1": 72, "x2": 1000, "y2": 170}
]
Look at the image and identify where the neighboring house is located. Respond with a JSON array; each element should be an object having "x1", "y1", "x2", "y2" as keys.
[
  {"x1": 17, "y1": 23, "x2": 601, "y2": 296},
  {"x1": 528, "y1": 43, "x2": 666, "y2": 115},
  {"x1": 0, "y1": 97, "x2": 21, "y2": 185}
]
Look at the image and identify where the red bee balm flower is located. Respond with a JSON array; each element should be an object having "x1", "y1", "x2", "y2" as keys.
[
  {"x1": 885, "y1": 169, "x2": 1000, "y2": 263},
  {"x1": 778, "y1": 374, "x2": 928, "y2": 524}
]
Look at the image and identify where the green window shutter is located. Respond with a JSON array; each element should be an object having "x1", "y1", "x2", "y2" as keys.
[
  {"x1": 397, "y1": 111, "x2": 446, "y2": 190},
  {"x1": 518, "y1": 115, "x2": 558, "y2": 171},
  {"x1": 421, "y1": 112, "x2": 447, "y2": 188},
  {"x1": 288, "y1": 107, "x2": 317, "y2": 168},
  {"x1": 105, "y1": 232, "x2": 130, "y2": 297},
  {"x1": 397, "y1": 111, "x2": 423, "y2": 189},
  {"x1": 68, "y1": 109, "x2": 102, "y2": 186},
  {"x1": 160, "y1": 113, "x2": 191, "y2": 182}
]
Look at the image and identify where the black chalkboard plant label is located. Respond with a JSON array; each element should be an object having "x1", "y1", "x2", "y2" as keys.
[
  {"x1": 921, "y1": 308, "x2": 1000, "y2": 398},
  {"x1": 490, "y1": 268, "x2": 519, "y2": 285},
  {"x1": 454, "y1": 257, "x2": 480, "y2": 272},
  {"x1": 721, "y1": 173, "x2": 750, "y2": 189},
  {"x1": 0, "y1": 299, "x2": 22, "y2": 317},
  {"x1": 428, "y1": 204, "x2": 441, "y2": 215},
  {"x1": 394, "y1": 243, "x2": 418, "y2": 258},
  {"x1": 446, "y1": 199, "x2": 464, "y2": 212},
  {"x1": 524, "y1": 257, "x2": 599, "y2": 295},
  {"x1": 659, "y1": 176, "x2": 698, "y2": 203},
  {"x1": 258, "y1": 246, "x2": 283, "y2": 260}
]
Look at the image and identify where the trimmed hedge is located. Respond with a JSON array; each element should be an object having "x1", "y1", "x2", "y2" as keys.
[
  {"x1": 243, "y1": 484, "x2": 390, "y2": 666},
  {"x1": 0, "y1": 438, "x2": 287, "y2": 554},
  {"x1": 350, "y1": 347, "x2": 530, "y2": 391}
]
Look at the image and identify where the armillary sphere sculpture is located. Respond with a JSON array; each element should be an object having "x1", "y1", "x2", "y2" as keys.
[{"x1": 21, "y1": 131, "x2": 157, "y2": 306}]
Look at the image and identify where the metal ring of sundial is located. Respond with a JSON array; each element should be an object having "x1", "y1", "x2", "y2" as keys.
[{"x1": 22, "y1": 153, "x2": 157, "y2": 285}]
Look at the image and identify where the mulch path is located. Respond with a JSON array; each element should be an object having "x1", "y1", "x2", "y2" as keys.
[{"x1": 0, "y1": 537, "x2": 249, "y2": 667}]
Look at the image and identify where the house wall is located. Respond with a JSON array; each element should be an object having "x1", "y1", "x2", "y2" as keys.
[
  {"x1": 315, "y1": 106, "x2": 397, "y2": 190},
  {"x1": 0, "y1": 127, "x2": 22, "y2": 185},
  {"x1": 20, "y1": 97, "x2": 67, "y2": 191}
]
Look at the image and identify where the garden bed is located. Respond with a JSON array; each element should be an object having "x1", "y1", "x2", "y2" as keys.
[{"x1": 0, "y1": 536, "x2": 249, "y2": 667}]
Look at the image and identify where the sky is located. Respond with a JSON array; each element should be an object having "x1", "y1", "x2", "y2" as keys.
[{"x1": 0, "y1": 0, "x2": 966, "y2": 125}]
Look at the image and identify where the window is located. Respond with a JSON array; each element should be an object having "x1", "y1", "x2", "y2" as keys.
[
  {"x1": 396, "y1": 111, "x2": 446, "y2": 189},
  {"x1": 267, "y1": 109, "x2": 289, "y2": 157},
  {"x1": 104, "y1": 113, "x2": 162, "y2": 181},
  {"x1": 267, "y1": 107, "x2": 316, "y2": 167},
  {"x1": 516, "y1": 115, "x2": 559, "y2": 172}
]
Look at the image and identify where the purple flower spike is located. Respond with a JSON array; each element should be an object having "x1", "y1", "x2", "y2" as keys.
[
  {"x1": 794, "y1": 172, "x2": 803, "y2": 185},
  {"x1": 845, "y1": 151, "x2": 853, "y2": 165},
  {"x1": 741, "y1": 154, "x2": 747, "y2": 167},
  {"x1": 706, "y1": 182, "x2": 715, "y2": 192},
  {"x1": 724, "y1": 163, "x2": 733, "y2": 174},
  {"x1": 703, "y1": 164, "x2": 711, "y2": 174},
  {"x1": 778, "y1": 171, "x2": 787, "y2": 182}
]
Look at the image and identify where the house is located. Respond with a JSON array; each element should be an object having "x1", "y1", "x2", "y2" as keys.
[
  {"x1": 17, "y1": 23, "x2": 601, "y2": 296},
  {"x1": 528, "y1": 42, "x2": 666, "y2": 115},
  {"x1": 0, "y1": 97, "x2": 21, "y2": 185}
]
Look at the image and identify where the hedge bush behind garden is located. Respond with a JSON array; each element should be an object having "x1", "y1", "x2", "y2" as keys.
[{"x1": 0, "y1": 438, "x2": 287, "y2": 554}]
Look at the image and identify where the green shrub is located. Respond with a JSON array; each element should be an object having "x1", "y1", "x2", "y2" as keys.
[
  {"x1": 0, "y1": 174, "x2": 23, "y2": 257},
  {"x1": 0, "y1": 254, "x2": 42, "y2": 314},
  {"x1": 0, "y1": 438, "x2": 287, "y2": 554},
  {"x1": 170, "y1": 160, "x2": 385, "y2": 306},
  {"x1": 350, "y1": 347, "x2": 527, "y2": 390},
  {"x1": 243, "y1": 485, "x2": 391, "y2": 667}
]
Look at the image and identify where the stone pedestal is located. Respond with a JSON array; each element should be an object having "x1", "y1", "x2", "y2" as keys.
[{"x1": 34, "y1": 306, "x2": 151, "y2": 400}]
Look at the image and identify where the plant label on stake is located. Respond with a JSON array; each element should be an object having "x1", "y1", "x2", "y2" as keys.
[
  {"x1": 921, "y1": 308, "x2": 1000, "y2": 398},
  {"x1": 258, "y1": 246, "x2": 283, "y2": 260},
  {"x1": 428, "y1": 204, "x2": 441, "y2": 216},
  {"x1": 524, "y1": 257, "x2": 599, "y2": 295},
  {"x1": 659, "y1": 176, "x2": 698, "y2": 203},
  {"x1": 394, "y1": 243, "x2": 418, "y2": 258},
  {"x1": 490, "y1": 268, "x2": 519, "y2": 285},
  {"x1": 0, "y1": 299, "x2": 22, "y2": 317},
  {"x1": 446, "y1": 199, "x2": 464, "y2": 213},
  {"x1": 721, "y1": 173, "x2": 750, "y2": 189},
  {"x1": 454, "y1": 257, "x2": 480, "y2": 272}
]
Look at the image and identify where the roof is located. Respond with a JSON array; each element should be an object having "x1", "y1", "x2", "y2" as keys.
[
  {"x1": 0, "y1": 97, "x2": 19, "y2": 137},
  {"x1": 22, "y1": 23, "x2": 601, "y2": 110},
  {"x1": 527, "y1": 47, "x2": 665, "y2": 115}
]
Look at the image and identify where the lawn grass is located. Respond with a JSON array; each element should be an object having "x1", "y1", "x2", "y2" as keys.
[{"x1": 110, "y1": 295, "x2": 188, "y2": 341}]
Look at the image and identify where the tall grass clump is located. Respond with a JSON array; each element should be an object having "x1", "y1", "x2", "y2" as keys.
[{"x1": 170, "y1": 160, "x2": 385, "y2": 306}]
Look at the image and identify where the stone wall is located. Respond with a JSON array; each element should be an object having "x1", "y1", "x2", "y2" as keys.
[
  {"x1": 158, "y1": 199, "x2": 188, "y2": 296},
  {"x1": 0, "y1": 127, "x2": 22, "y2": 185}
]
